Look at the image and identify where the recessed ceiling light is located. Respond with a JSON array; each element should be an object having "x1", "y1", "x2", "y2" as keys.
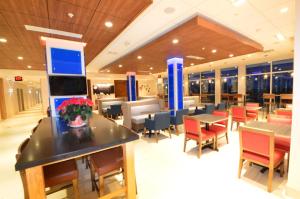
[
  {"x1": 105, "y1": 21, "x2": 113, "y2": 28},
  {"x1": 276, "y1": 33, "x2": 285, "y2": 41},
  {"x1": 190, "y1": 63, "x2": 194, "y2": 66},
  {"x1": 0, "y1": 38, "x2": 7, "y2": 43},
  {"x1": 172, "y1": 39, "x2": 179, "y2": 44},
  {"x1": 107, "y1": 70, "x2": 110, "y2": 72},
  {"x1": 67, "y1": 12, "x2": 74, "y2": 18},
  {"x1": 231, "y1": 0, "x2": 246, "y2": 7},
  {"x1": 164, "y1": 7, "x2": 175, "y2": 14},
  {"x1": 210, "y1": 62, "x2": 214, "y2": 64},
  {"x1": 247, "y1": 54, "x2": 252, "y2": 57},
  {"x1": 137, "y1": 55, "x2": 142, "y2": 59},
  {"x1": 150, "y1": 67, "x2": 153, "y2": 70},
  {"x1": 202, "y1": 47, "x2": 205, "y2": 50},
  {"x1": 27, "y1": 65, "x2": 32, "y2": 69},
  {"x1": 17, "y1": 56, "x2": 23, "y2": 60},
  {"x1": 229, "y1": 54, "x2": 234, "y2": 57},
  {"x1": 211, "y1": 49, "x2": 217, "y2": 53},
  {"x1": 280, "y1": 7, "x2": 288, "y2": 13},
  {"x1": 118, "y1": 64, "x2": 123, "y2": 68}
]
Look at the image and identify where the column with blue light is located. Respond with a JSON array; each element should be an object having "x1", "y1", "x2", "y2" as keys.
[
  {"x1": 126, "y1": 72, "x2": 137, "y2": 101},
  {"x1": 167, "y1": 57, "x2": 183, "y2": 116}
]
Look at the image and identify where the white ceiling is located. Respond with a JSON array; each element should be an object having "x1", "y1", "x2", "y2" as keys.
[{"x1": 87, "y1": 0, "x2": 295, "y2": 73}]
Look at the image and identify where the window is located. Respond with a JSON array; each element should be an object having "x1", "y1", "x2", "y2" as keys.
[
  {"x1": 188, "y1": 73, "x2": 200, "y2": 96},
  {"x1": 201, "y1": 71, "x2": 215, "y2": 103},
  {"x1": 221, "y1": 67, "x2": 238, "y2": 94},
  {"x1": 246, "y1": 62, "x2": 271, "y2": 104}
]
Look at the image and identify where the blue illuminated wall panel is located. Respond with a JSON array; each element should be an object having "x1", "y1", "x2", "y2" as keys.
[
  {"x1": 126, "y1": 73, "x2": 136, "y2": 101},
  {"x1": 167, "y1": 58, "x2": 183, "y2": 116},
  {"x1": 51, "y1": 48, "x2": 83, "y2": 75}
]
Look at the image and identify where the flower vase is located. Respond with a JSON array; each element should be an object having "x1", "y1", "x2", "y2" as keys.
[{"x1": 68, "y1": 115, "x2": 87, "y2": 128}]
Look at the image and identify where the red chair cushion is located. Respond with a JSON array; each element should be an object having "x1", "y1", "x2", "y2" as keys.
[
  {"x1": 275, "y1": 136, "x2": 290, "y2": 152},
  {"x1": 243, "y1": 150, "x2": 285, "y2": 166},
  {"x1": 246, "y1": 113, "x2": 257, "y2": 119},
  {"x1": 210, "y1": 124, "x2": 227, "y2": 135},
  {"x1": 186, "y1": 127, "x2": 215, "y2": 141}
]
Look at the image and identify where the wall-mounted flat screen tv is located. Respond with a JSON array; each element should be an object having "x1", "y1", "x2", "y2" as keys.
[{"x1": 49, "y1": 76, "x2": 87, "y2": 96}]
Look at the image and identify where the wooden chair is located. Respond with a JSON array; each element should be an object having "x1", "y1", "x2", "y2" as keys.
[
  {"x1": 238, "y1": 126, "x2": 285, "y2": 192},
  {"x1": 231, "y1": 106, "x2": 254, "y2": 130},
  {"x1": 280, "y1": 94, "x2": 292, "y2": 108},
  {"x1": 16, "y1": 138, "x2": 79, "y2": 199},
  {"x1": 263, "y1": 94, "x2": 276, "y2": 117},
  {"x1": 246, "y1": 102, "x2": 259, "y2": 120},
  {"x1": 275, "y1": 109, "x2": 292, "y2": 118},
  {"x1": 210, "y1": 110, "x2": 229, "y2": 149},
  {"x1": 89, "y1": 146, "x2": 124, "y2": 197},
  {"x1": 233, "y1": 94, "x2": 244, "y2": 106},
  {"x1": 183, "y1": 115, "x2": 216, "y2": 158}
]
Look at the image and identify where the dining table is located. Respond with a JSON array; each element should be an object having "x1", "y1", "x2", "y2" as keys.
[{"x1": 15, "y1": 113, "x2": 139, "y2": 199}]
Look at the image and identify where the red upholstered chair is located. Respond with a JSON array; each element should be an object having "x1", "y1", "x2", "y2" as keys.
[
  {"x1": 267, "y1": 114, "x2": 292, "y2": 167},
  {"x1": 183, "y1": 116, "x2": 216, "y2": 158},
  {"x1": 238, "y1": 126, "x2": 284, "y2": 192},
  {"x1": 275, "y1": 109, "x2": 292, "y2": 118},
  {"x1": 231, "y1": 106, "x2": 254, "y2": 130},
  {"x1": 210, "y1": 111, "x2": 229, "y2": 148},
  {"x1": 246, "y1": 103, "x2": 259, "y2": 120}
]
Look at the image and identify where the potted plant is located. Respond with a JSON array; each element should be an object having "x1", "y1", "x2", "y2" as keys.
[{"x1": 57, "y1": 98, "x2": 94, "y2": 128}]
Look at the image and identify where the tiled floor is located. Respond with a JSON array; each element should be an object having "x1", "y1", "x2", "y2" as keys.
[{"x1": 0, "y1": 107, "x2": 299, "y2": 199}]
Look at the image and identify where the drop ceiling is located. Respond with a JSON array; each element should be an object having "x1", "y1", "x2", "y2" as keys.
[
  {"x1": 100, "y1": 15, "x2": 264, "y2": 74},
  {"x1": 87, "y1": 0, "x2": 295, "y2": 73},
  {"x1": 0, "y1": 0, "x2": 152, "y2": 70}
]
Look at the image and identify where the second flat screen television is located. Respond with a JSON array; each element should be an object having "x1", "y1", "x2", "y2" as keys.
[{"x1": 49, "y1": 76, "x2": 87, "y2": 96}]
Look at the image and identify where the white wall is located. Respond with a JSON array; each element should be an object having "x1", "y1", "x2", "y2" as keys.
[{"x1": 287, "y1": 0, "x2": 300, "y2": 193}]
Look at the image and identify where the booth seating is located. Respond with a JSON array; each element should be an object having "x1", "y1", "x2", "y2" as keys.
[
  {"x1": 97, "y1": 97, "x2": 125, "y2": 115},
  {"x1": 183, "y1": 96, "x2": 200, "y2": 114},
  {"x1": 138, "y1": 96, "x2": 158, "y2": 100},
  {"x1": 122, "y1": 99, "x2": 164, "y2": 131}
]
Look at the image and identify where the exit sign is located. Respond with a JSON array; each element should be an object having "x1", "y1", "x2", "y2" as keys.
[{"x1": 15, "y1": 76, "x2": 23, "y2": 81}]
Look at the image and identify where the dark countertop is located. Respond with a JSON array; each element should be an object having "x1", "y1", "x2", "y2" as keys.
[{"x1": 15, "y1": 114, "x2": 139, "y2": 171}]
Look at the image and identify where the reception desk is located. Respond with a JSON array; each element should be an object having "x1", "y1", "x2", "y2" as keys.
[{"x1": 15, "y1": 114, "x2": 139, "y2": 199}]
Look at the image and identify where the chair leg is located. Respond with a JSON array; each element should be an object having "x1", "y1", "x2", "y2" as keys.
[
  {"x1": 197, "y1": 139, "x2": 202, "y2": 158},
  {"x1": 99, "y1": 175, "x2": 105, "y2": 196},
  {"x1": 237, "y1": 122, "x2": 240, "y2": 130},
  {"x1": 238, "y1": 157, "x2": 243, "y2": 178},
  {"x1": 287, "y1": 153, "x2": 290, "y2": 172},
  {"x1": 231, "y1": 120, "x2": 234, "y2": 131},
  {"x1": 225, "y1": 132, "x2": 229, "y2": 144},
  {"x1": 280, "y1": 162, "x2": 284, "y2": 177},
  {"x1": 72, "y1": 179, "x2": 80, "y2": 199},
  {"x1": 90, "y1": 164, "x2": 96, "y2": 191},
  {"x1": 175, "y1": 125, "x2": 179, "y2": 135},
  {"x1": 143, "y1": 127, "x2": 146, "y2": 136},
  {"x1": 267, "y1": 165, "x2": 274, "y2": 192},
  {"x1": 155, "y1": 131, "x2": 158, "y2": 143},
  {"x1": 214, "y1": 136, "x2": 218, "y2": 151},
  {"x1": 183, "y1": 136, "x2": 187, "y2": 152},
  {"x1": 168, "y1": 127, "x2": 172, "y2": 139}
]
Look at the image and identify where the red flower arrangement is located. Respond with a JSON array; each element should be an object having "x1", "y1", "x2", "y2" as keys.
[{"x1": 57, "y1": 98, "x2": 94, "y2": 126}]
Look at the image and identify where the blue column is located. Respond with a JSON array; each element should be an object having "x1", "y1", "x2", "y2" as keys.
[
  {"x1": 126, "y1": 72, "x2": 137, "y2": 101},
  {"x1": 167, "y1": 57, "x2": 183, "y2": 116}
]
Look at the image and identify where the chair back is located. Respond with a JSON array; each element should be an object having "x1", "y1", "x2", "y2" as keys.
[
  {"x1": 110, "y1": 104, "x2": 122, "y2": 115},
  {"x1": 175, "y1": 109, "x2": 189, "y2": 124},
  {"x1": 267, "y1": 114, "x2": 292, "y2": 125},
  {"x1": 205, "y1": 104, "x2": 215, "y2": 114},
  {"x1": 275, "y1": 109, "x2": 292, "y2": 117},
  {"x1": 246, "y1": 103, "x2": 259, "y2": 107},
  {"x1": 239, "y1": 126, "x2": 273, "y2": 158},
  {"x1": 212, "y1": 111, "x2": 228, "y2": 126},
  {"x1": 217, "y1": 102, "x2": 226, "y2": 110},
  {"x1": 154, "y1": 112, "x2": 170, "y2": 129},
  {"x1": 183, "y1": 116, "x2": 200, "y2": 136},
  {"x1": 232, "y1": 106, "x2": 246, "y2": 119}
]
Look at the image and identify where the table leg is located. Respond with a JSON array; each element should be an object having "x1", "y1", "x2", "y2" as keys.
[
  {"x1": 24, "y1": 166, "x2": 46, "y2": 199},
  {"x1": 123, "y1": 142, "x2": 137, "y2": 199}
]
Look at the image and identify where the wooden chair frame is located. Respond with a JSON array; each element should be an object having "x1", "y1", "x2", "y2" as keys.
[
  {"x1": 231, "y1": 106, "x2": 248, "y2": 130},
  {"x1": 238, "y1": 126, "x2": 284, "y2": 192},
  {"x1": 183, "y1": 115, "x2": 216, "y2": 158}
]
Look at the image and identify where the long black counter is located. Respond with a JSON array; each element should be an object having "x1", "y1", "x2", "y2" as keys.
[{"x1": 15, "y1": 114, "x2": 139, "y2": 171}]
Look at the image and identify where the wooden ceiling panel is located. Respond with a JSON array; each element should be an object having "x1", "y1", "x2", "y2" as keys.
[
  {"x1": 103, "y1": 16, "x2": 263, "y2": 74},
  {"x1": 48, "y1": 0, "x2": 94, "y2": 26},
  {"x1": 58, "y1": 0, "x2": 101, "y2": 10},
  {"x1": 0, "y1": 0, "x2": 48, "y2": 18},
  {"x1": 97, "y1": 0, "x2": 152, "y2": 20},
  {"x1": 0, "y1": 0, "x2": 152, "y2": 70}
]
